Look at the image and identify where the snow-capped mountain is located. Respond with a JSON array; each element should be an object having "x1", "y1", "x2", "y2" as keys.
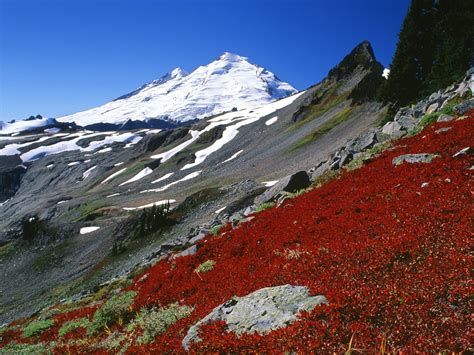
[{"x1": 57, "y1": 52, "x2": 297, "y2": 127}]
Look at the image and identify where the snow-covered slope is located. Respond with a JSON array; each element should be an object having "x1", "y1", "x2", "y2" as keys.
[
  {"x1": 0, "y1": 117, "x2": 57, "y2": 135},
  {"x1": 57, "y1": 52, "x2": 297, "y2": 127}
]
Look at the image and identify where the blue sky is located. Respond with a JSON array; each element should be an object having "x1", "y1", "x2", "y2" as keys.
[{"x1": 0, "y1": 0, "x2": 410, "y2": 122}]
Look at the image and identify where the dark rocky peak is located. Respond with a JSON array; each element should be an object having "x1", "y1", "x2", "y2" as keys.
[{"x1": 328, "y1": 41, "x2": 380, "y2": 82}]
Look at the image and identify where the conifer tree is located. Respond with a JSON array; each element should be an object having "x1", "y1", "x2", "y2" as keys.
[
  {"x1": 382, "y1": 0, "x2": 436, "y2": 107},
  {"x1": 423, "y1": 0, "x2": 474, "y2": 95}
]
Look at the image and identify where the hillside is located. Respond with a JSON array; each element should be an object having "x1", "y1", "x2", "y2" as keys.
[
  {"x1": 0, "y1": 104, "x2": 471, "y2": 353},
  {"x1": 0, "y1": 41, "x2": 390, "y2": 327}
]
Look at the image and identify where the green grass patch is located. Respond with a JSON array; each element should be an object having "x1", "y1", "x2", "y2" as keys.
[
  {"x1": 89, "y1": 291, "x2": 137, "y2": 335},
  {"x1": 211, "y1": 225, "x2": 222, "y2": 236},
  {"x1": 256, "y1": 202, "x2": 276, "y2": 213},
  {"x1": 127, "y1": 303, "x2": 194, "y2": 344},
  {"x1": 22, "y1": 319, "x2": 55, "y2": 338},
  {"x1": 288, "y1": 91, "x2": 349, "y2": 132},
  {"x1": 195, "y1": 260, "x2": 216, "y2": 273},
  {"x1": 311, "y1": 170, "x2": 341, "y2": 189},
  {"x1": 0, "y1": 341, "x2": 55, "y2": 353},
  {"x1": 58, "y1": 317, "x2": 90, "y2": 337},
  {"x1": 290, "y1": 106, "x2": 354, "y2": 151},
  {"x1": 0, "y1": 242, "x2": 15, "y2": 260},
  {"x1": 345, "y1": 141, "x2": 392, "y2": 171}
]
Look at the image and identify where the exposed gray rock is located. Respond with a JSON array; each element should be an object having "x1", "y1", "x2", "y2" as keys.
[
  {"x1": 255, "y1": 171, "x2": 310, "y2": 205},
  {"x1": 382, "y1": 121, "x2": 405, "y2": 137},
  {"x1": 182, "y1": 285, "x2": 328, "y2": 350},
  {"x1": 437, "y1": 113, "x2": 455, "y2": 122},
  {"x1": 188, "y1": 231, "x2": 208, "y2": 245},
  {"x1": 243, "y1": 205, "x2": 256, "y2": 216},
  {"x1": 309, "y1": 160, "x2": 331, "y2": 181},
  {"x1": 173, "y1": 245, "x2": 197, "y2": 258},
  {"x1": 435, "y1": 127, "x2": 452, "y2": 134},
  {"x1": 453, "y1": 99, "x2": 474, "y2": 115},
  {"x1": 452, "y1": 147, "x2": 472, "y2": 158},
  {"x1": 392, "y1": 153, "x2": 440, "y2": 166},
  {"x1": 346, "y1": 131, "x2": 377, "y2": 153}
]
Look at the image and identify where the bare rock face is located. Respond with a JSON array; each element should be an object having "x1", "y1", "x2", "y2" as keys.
[
  {"x1": 182, "y1": 284, "x2": 328, "y2": 350},
  {"x1": 254, "y1": 171, "x2": 310, "y2": 206}
]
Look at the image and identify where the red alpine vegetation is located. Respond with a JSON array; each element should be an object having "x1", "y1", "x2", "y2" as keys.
[{"x1": 1, "y1": 111, "x2": 472, "y2": 353}]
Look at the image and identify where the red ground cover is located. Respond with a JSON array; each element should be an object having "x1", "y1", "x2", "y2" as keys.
[{"x1": 1, "y1": 111, "x2": 473, "y2": 353}]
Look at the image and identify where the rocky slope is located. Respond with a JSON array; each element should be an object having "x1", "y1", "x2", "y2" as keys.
[
  {"x1": 0, "y1": 41, "x2": 389, "y2": 326},
  {"x1": 0, "y1": 95, "x2": 472, "y2": 353}
]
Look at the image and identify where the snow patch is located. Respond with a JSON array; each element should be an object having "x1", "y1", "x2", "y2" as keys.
[
  {"x1": 152, "y1": 172, "x2": 174, "y2": 184},
  {"x1": 140, "y1": 170, "x2": 201, "y2": 193},
  {"x1": 263, "y1": 180, "x2": 278, "y2": 187},
  {"x1": 123, "y1": 199, "x2": 176, "y2": 211},
  {"x1": 265, "y1": 116, "x2": 278, "y2": 126},
  {"x1": 82, "y1": 165, "x2": 97, "y2": 180},
  {"x1": 222, "y1": 150, "x2": 243, "y2": 164},
  {"x1": 101, "y1": 168, "x2": 127, "y2": 184},
  {"x1": 106, "y1": 193, "x2": 121, "y2": 198},
  {"x1": 0, "y1": 117, "x2": 57, "y2": 134},
  {"x1": 80, "y1": 226, "x2": 100, "y2": 234},
  {"x1": 119, "y1": 167, "x2": 153, "y2": 186},
  {"x1": 215, "y1": 206, "x2": 226, "y2": 214}
]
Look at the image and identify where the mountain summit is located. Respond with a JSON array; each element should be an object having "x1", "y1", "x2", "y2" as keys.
[{"x1": 57, "y1": 53, "x2": 297, "y2": 127}]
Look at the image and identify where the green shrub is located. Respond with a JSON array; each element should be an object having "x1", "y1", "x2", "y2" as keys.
[
  {"x1": 211, "y1": 225, "x2": 222, "y2": 236},
  {"x1": 256, "y1": 202, "x2": 276, "y2": 213},
  {"x1": 345, "y1": 141, "x2": 392, "y2": 171},
  {"x1": 22, "y1": 319, "x2": 55, "y2": 338},
  {"x1": 89, "y1": 291, "x2": 137, "y2": 334},
  {"x1": 0, "y1": 341, "x2": 54, "y2": 353},
  {"x1": 195, "y1": 260, "x2": 216, "y2": 273},
  {"x1": 58, "y1": 317, "x2": 90, "y2": 337},
  {"x1": 128, "y1": 303, "x2": 194, "y2": 344},
  {"x1": 95, "y1": 331, "x2": 127, "y2": 350},
  {"x1": 311, "y1": 170, "x2": 341, "y2": 188}
]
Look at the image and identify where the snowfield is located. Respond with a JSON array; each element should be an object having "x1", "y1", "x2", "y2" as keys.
[
  {"x1": 0, "y1": 117, "x2": 57, "y2": 135},
  {"x1": 57, "y1": 53, "x2": 297, "y2": 126}
]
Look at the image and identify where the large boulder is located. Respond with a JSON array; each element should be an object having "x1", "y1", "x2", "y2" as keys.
[
  {"x1": 453, "y1": 99, "x2": 474, "y2": 116},
  {"x1": 182, "y1": 285, "x2": 328, "y2": 350},
  {"x1": 254, "y1": 171, "x2": 310, "y2": 206},
  {"x1": 382, "y1": 120, "x2": 405, "y2": 137}
]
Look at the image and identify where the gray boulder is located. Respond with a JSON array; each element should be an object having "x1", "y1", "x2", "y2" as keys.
[
  {"x1": 346, "y1": 131, "x2": 377, "y2": 153},
  {"x1": 392, "y1": 153, "x2": 440, "y2": 166},
  {"x1": 255, "y1": 171, "x2": 310, "y2": 205},
  {"x1": 173, "y1": 245, "x2": 197, "y2": 259},
  {"x1": 182, "y1": 284, "x2": 328, "y2": 350},
  {"x1": 437, "y1": 113, "x2": 455, "y2": 122},
  {"x1": 382, "y1": 121, "x2": 405, "y2": 137},
  {"x1": 453, "y1": 99, "x2": 474, "y2": 115}
]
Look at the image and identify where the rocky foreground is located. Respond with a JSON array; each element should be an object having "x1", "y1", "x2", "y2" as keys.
[{"x1": 0, "y1": 103, "x2": 471, "y2": 352}]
